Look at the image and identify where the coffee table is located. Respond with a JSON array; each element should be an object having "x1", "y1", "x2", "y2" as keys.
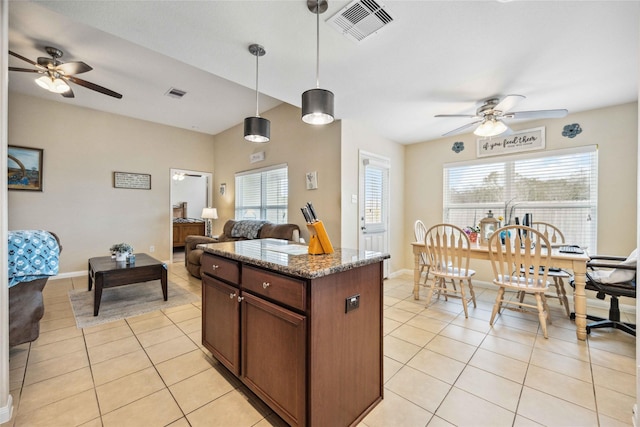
[{"x1": 88, "y1": 253, "x2": 168, "y2": 316}]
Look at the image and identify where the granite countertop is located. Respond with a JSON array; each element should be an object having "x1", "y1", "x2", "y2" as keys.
[{"x1": 199, "y1": 238, "x2": 390, "y2": 279}]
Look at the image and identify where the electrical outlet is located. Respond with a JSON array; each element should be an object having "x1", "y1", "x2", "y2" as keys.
[
  {"x1": 149, "y1": 245, "x2": 155, "y2": 253},
  {"x1": 345, "y1": 294, "x2": 360, "y2": 313}
]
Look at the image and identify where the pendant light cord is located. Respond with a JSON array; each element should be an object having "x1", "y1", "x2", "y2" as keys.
[
  {"x1": 255, "y1": 51, "x2": 260, "y2": 116},
  {"x1": 316, "y1": 0, "x2": 320, "y2": 89}
]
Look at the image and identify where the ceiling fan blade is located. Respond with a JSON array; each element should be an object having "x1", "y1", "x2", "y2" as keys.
[
  {"x1": 57, "y1": 61, "x2": 93, "y2": 76},
  {"x1": 435, "y1": 114, "x2": 480, "y2": 119},
  {"x1": 61, "y1": 86, "x2": 75, "y2": 98},
  {"x1": 442, "y1": 120, "x2": 483, "y2": 137},
  {"x1": 494, "y1": 94, "x2": 525, "y2": 113},
  {"x1": 9, "y1": 67, "x2": 42, "y2": 73},
  {"x1": 67, "y1": 75, "x2": 123, "y2": 99},
  {"x1": 9, "y1": 50, "x2": 42, "y2": 68},
  {"x1": 507, "y1": 109, "x2": 568, "y2": 120}
]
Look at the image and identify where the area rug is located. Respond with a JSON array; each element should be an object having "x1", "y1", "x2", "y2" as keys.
[{"x1": 68, "y1": 280, "x2": 200, "y2": 329}]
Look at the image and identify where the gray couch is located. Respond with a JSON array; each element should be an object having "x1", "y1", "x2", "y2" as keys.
[{"x1": 185, "y1": 219, "x2": 301, "y2": 278}]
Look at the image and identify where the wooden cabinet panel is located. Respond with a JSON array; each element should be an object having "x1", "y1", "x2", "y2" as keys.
[
  {"x1": 201, "y1": 254, "x2": 240, "y2": 284},
  {"x1": 242, "y1": 292, "x2": 306, "y2": 427},
  {"x1": 243, "y1": 265, "x2": 306, "y2": 311},
  {"x1": 173, "y1": 222, "x2": 205, "y2": 248},
  {"x1": 202, "y1": 275, "x2": 240, "y2": 375}
]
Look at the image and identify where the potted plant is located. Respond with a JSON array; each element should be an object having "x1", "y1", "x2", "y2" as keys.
[
  {"x1": 110, "y1": 243, "x2": 133, "y2": 262},
  {"x1": 463, "y1": 225, "x2": 480, "y2": 243}
]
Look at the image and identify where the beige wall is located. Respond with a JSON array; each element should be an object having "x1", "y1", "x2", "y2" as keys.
[
  {"x1": 211, "y1": 103, "x2": 342, "y2": 244},
  {"x1": 8, "y1": 92, "x2": 215, "y2": 273},
  {"x1": 341, "y1": 120, "x2": 405, "y2": 274},
  {"x1": 404, "y1": 102, "x2": 638, "y2": 281}
]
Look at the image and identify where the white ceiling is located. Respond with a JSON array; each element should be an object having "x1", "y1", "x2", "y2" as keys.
[{"x1": 7, "y1": 0, "x2": 640, "y2": 145}]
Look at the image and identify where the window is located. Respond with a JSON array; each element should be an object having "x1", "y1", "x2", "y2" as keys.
[
  {"x1": 235, "y1": 164, "x2": 288, "y2": 224},
  {"x1": 443, "y1": 146, "x2": 598, "y2": 250}
]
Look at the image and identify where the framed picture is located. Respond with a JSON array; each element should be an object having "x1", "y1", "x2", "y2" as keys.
[
  {"x1": 8, "y1": 145, "x2": 43, "y2": 191},
  {"x1": 113, "y1": 171, "x2": 152, "y2": 190},
  {"x1": 306, "y1": 171, "x2": 318, "y2": 190}
]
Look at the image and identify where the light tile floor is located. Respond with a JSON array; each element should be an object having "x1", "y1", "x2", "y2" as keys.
[{"x1": 2, "y1": 262, "x2": 636, "y2": 426}]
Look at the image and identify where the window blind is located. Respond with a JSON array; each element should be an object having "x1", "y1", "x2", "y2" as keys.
[
  {"x1": 443, "y1": 145, "x2": 598, "y2": 250},
  {"x1": 235, "y1": 164, "x2": 288, "y2": 224}
]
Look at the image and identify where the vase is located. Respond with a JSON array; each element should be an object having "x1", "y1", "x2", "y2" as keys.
[
  {"x1": 469, "y1": 232, "x2": 478, "y2": 243},
  {"x1": 115, "y1": 251, "x2": 129, "y2": 262}
]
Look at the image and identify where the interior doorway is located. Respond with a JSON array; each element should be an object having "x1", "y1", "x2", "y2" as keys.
[{"x1": 170, "y1": 168, "x2": 212, "y2": 264}]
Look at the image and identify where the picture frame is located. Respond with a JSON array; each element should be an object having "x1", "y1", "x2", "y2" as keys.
[
  {"x1": 113, "y1": 171, "x2": 152, "y2": 190},
  {"x1": 8, "y1": 145, "x2": 43, "y2": 191},
  {"x1": 477, "y1": 127, "x2": 545, "y2": 158},
  {"x1": 306, "y1": 171, "x2": 318, "y2": 190}
]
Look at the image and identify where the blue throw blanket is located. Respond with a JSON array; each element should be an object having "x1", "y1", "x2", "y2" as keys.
[{"x1": 8, "y1": 230, "x2": 60, "y2": 288}]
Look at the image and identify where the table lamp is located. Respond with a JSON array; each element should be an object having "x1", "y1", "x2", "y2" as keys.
[{"x1": 201, "y1": 207, "x2": 218, "y2": 237}]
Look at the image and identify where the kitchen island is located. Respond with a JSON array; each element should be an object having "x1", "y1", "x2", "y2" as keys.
[{"x1": 199, "y1": 238, "x2": 389, "y2": 427}]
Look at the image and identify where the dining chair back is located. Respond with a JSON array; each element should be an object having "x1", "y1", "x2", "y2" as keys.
[
  {"x1": 528, "y1": 221, "x2": 572, "y2": 317},
  {"x1": 414, "y1": 220, "x2": 431, "y2": 285},
  {"x1": 488, "y1": 225, "x2": 554, "y2": 338},
  {"x1": 424, "y1": 223, "x2": 476, "y2": 318}
]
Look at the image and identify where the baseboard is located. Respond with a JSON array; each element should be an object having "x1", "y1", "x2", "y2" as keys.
[{"x1": 0, "y1": 394, "x2": 13, "y2": 424}]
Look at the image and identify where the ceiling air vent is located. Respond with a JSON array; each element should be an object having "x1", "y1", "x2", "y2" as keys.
[
  {"x1": 327, "y1": 0, "x2": 394, "y2": 43},
  {"x1": 165, "y1": 88, "x2": 187, "y2": 99}
]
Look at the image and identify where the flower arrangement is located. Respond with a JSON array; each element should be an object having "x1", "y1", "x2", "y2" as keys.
[
  {"x1": 110, "y1": 243, "x2": 133, "y2": 254},
  {"x1": 463, "y1": 225, "x2": 480, "y2": 235}
]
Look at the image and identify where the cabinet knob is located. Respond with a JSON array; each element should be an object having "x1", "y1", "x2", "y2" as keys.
[
  {"x1": 212, "y1": 265, "x2": 219, "y2": 270},
  {"x1": 262, "y1": 282, "x2": 270, "y2": 289},
  {"x1": 229, "y1": 292, "x2": 236, "y2": 299},
  {"x1": 238, "y1": 296, "x2": 245, "y2": 302}
]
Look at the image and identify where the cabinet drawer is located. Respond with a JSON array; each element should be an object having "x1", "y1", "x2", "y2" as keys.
[
  {"x1": 243, "y1": 266, "x2": 306, "y2": 311},
  {"x1": 202, "y1": 253, "x2": 240, "y2": 284}
]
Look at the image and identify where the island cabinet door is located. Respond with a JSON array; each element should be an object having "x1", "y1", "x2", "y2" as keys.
[
  {"x1": 241, "y1": 292, "x2": 306, "y2": 427},
  {"x1": 202, "y1": 275, "x2": 240, "y2": 375}
]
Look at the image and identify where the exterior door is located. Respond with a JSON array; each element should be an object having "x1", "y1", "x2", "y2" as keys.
[{"x1": 358, "y1": 151, "x2": 390, "y2": 277}]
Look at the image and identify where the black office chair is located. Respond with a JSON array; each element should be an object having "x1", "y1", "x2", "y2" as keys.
[{"x1": 571, "y1": 250, "x2": 636, "y2": 336}]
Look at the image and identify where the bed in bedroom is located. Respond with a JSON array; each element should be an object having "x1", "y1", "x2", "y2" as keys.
[{"x1": 172, "y1": 202, "x2": 205, "y2": 248}]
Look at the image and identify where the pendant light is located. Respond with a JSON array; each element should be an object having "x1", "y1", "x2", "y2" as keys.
[
  {"x1": 301, "y1": 0, "x2": 334, "y2": 125},
  {"x1": 244, "y1": 44, "x2": 270, "y2": 143}
]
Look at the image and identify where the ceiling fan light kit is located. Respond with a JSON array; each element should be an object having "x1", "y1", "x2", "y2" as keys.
[
  {"x1": 474, "y1": 118, "x2": 508, "y2": 137},
  {"x1": 301, "y1": 0, "x2": 335, "y2": 125},
  {"x1": 244, "y1": 43, "x2": 270, "y2": 143},
  {"x1": 35, "y1": 75, "x2": 69, "y2": 93}
]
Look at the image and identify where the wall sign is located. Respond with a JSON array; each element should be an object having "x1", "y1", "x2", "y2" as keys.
[
  {"x1": 113, "y1": 171, "x2": 151, "y2": 190},
  {"x1": 477, "y1": 127, "x2": 545, "y2": 158}
]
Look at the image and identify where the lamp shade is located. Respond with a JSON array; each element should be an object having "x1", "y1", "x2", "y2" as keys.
[
  {"x1": 474, "y1": 119, "x2": 508, "y2": 137},
  {"x1": 302, "y1": 88, "x2": 334, "y2": 125},
  {"x1": 244, "y1": 116, "x2": 270, "y2": 143},
  {"x1": 201, "y1": 207, "x2": 218, "y2": 219}
]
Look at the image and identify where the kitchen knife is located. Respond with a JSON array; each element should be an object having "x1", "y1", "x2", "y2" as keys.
[
  {"x1": 301, "y1": 207, "x2": 311, "y2": 223},
  {"x1": 307, "y1": 202, "x2": 318, "y2": 222}
]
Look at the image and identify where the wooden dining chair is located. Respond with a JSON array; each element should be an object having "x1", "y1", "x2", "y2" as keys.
[
  {"x1": 424, "y1": 223, "x2": 476, "y2": 318},
  {"x1": 488, "y1": 225, "x2": 553, "y2": 338},
  {"x1": 414, "y1": 220, "x2": 431, "y2": 286},
  {"x1": 526, "y1": 221, "x2": 572, "y2": 317}
]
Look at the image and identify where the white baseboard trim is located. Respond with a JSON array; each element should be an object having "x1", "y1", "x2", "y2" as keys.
[{"x1": 0, "y1": 394, "x2": 13, "y2": 424}]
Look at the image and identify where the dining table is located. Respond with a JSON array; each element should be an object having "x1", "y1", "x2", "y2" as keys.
[{"x1": 411, "y1": 241, "x2": 592, "y2": 341}]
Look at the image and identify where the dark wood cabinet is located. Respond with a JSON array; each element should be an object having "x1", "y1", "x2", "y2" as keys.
[
  {"x1": 173, "y1": 221, "x2": 204, "y2": 248},
  {"x1": 201, "y1": 249, "x2": 383, "y2": 427}
]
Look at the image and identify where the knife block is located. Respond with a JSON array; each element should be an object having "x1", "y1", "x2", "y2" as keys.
[{"x1": 307, "y1": 221, "x2": 334, "y2": 255}]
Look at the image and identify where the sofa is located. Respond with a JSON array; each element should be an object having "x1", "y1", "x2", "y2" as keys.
[
  {"x1": 8, "y1": 230, "x2": 62, "y2": 347},
  {"x1": 185, "y1": 219, "x2": 301, "y2": 278}
]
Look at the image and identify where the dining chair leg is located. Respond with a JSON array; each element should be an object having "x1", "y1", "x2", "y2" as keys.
[
  {"x1": 458, "y1": 280, "x2": 469, "y2": 318},
  {"x1": 490, "y1": 287, "x2": 505, "y2": 325},
  {"x1": 535, "y1": 293, "x2": 549, "y2": 338},
  {"x1": 467, "y1": 279, "x2": 477, "y2": 308}
]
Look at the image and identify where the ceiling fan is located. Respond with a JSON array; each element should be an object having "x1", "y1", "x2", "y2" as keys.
[
  {"x1": 8, "y1": 46, "x2": 122, "y2": 99},
  {"x1": 435, "y1": 95, "x2": 567, "y2": 137}
]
